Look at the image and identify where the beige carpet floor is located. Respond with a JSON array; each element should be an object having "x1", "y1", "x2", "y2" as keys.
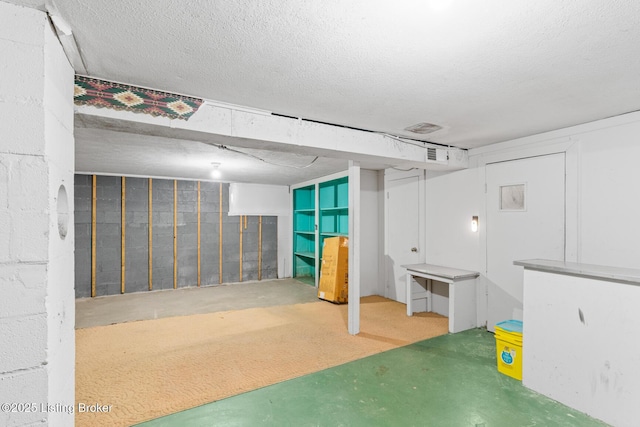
[{"x1": 76, "y1": 296, "x2": 448, "y2": 426}]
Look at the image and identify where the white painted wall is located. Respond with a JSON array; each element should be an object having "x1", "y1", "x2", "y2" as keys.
[
  {"x1": 44, "y1": 21, "x2": 76, "y2": 427},
  {"x1": 360, "y1": 169, "x2": 382, "y2": 296},
  {"x1": 578, "y1": 123, "x2": 640, "y2": 268},
  {"x1": 424, "y1": 110, "x2": 640, "y2": 329},
  {"x1": 0, "y1": 4, "x2": 75, "y2": 426},
  {"x1": 228, "y1": 183, "x2": 289, "y2": 216},
  {"x1": 376, "y1": 170, "x2": 386, "y2": 297},
  {"x1": 424, "y1": 168, "x2": 483, "y2": 323},
  {"x1": 424, "y1": 168, "x2": 480, "y2": 270},
  {"x1": 523, "y1": 269, "x2": 640, "y2": 427}
]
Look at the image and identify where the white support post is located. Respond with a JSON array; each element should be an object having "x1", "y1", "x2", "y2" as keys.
[{"x1": 348, "y1": 161, "x2": 361, "y2": 335}]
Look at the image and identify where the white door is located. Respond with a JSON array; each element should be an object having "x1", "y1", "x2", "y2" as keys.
[
  {"x1": 386, "y1": 174, "x2": 422, "y2": 303},
  {"x1": 486, "y1": 154, "x2": 565, "y2": 330}
]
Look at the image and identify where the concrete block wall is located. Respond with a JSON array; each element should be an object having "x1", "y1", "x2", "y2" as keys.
[
  {"x1": 125, "y1": 178, "x2": 149, "y2": 293},
  {"x1": 152, "y1": 178, "x2": 174, "y2": 290},
  {"x1": 75, "y1": 176, "x2": 278, "y2": 298},
  {"x1": 261, "y1": 216, "x2": 279, "y2": 279},
  {"x1": 0, "y1": 3, "x2": 75, "y2": 426},
  {"x1": 74, "y1": 175, "x2": 92, "y2": 298},
  {"x1": 95, "y1": 176, "x2": 122, "y2": 296},
  {"x1": 241, "y1": 216, "x2": 260, "y2": 281},
  {"x1": 222, "y1": 213, "x2": 241, "y2": 284},
  {"x1": 177, "y1": 180, "x2": 198, "y2": 287},
  {"x1": 200, "y1": 182, "x2": 221, "y2": 283}
]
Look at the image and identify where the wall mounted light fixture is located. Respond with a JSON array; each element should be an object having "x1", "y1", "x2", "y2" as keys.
[
  {"x1": 211, "y1": 163, "x2": 221, "y2": 179},
  {"x1": 471, "y1": 216, "x2": 478, "y2": 232}
]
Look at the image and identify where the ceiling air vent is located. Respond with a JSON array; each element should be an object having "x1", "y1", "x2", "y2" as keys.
[
  {"x1": 404, "y1": 122, "x2": 442, "y2": 135},
  {"x1": 427, "y1": 147, "x2": 437, "y2": 161}
]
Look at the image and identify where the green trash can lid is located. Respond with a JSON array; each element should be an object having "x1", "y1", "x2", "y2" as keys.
[{"x1": 495, "y1": 319, "x2": 523, "y2": 334}]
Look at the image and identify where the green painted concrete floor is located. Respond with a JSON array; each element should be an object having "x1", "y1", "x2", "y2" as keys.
[{"x1": 136, "y1": 329, "x2": 608, "y2": 427}]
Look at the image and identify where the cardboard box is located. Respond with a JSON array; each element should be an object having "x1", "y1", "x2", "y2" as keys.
[{"x1": 318, "y1": 236, "x2": 349, "y2": 303}]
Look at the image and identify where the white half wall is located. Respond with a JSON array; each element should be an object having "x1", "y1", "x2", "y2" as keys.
[{"x1": 523, "y1": 269, "x2": 640, "y2": 427}]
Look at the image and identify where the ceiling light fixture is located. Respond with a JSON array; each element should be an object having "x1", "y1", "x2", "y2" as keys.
[
  {"x1": 404, "y1": 122, "x2": 442, "y2": 135},
  {"x1": 428, "y1": 0, "x2": 453, "y2": 12},
  {"x1": 211, "y1": 162, "x2": 221, "y2": 179}
]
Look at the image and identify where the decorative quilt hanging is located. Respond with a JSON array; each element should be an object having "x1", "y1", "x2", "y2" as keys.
[{"x1": 74, "y1": 75, "x2": 203, "y2": 120}]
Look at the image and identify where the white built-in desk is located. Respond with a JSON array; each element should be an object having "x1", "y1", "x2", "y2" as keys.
[{"x1": 402, "y1": 263, "x2": 479, "y2": 333}]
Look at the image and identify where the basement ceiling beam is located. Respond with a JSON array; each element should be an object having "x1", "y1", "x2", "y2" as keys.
[{"x1": 76, "y1": 103, "x2": 468, "y2": 171}]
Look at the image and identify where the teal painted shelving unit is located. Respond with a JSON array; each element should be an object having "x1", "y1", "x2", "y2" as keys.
[
  {"x1": 293, "y1": 185, "x2": 316, "y2": 285},
  {"x1": 292, "y1": 176, "x2": 349, "y2": 286},
  {"x1": 319, "y1": 177, "x2": 348, "y2": 260}
]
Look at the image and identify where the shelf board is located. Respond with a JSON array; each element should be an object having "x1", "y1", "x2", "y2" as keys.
[
  {"x1": 294, "y1": 251, "x2": 316, "y2": 259},
  {"x1": 320, "y1": 206, "x2": 348, "y2": 212},
  {"x1": 294, "y1": 231, "x2": 316, "y2": 235},
  {"x1": 294, "y1": 275, "x2": 316, "y2": 286},
  {"x1": 320, "y1": 232, "x2": 348, "y2": 237},
  {"x1": 294, "y1": 208, "x2": 316, "y2": 213}
]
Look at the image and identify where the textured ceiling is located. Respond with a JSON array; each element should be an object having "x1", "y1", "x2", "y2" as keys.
[
  {"x1": 45, "y1": 0, "x2": 640, "y2": 149},
  {"x1": 74, "y1": 126, "x2": 349, "y2": 185},
  {"x1": 9, "y1": 0, "x2": 640, "y2": 183}
]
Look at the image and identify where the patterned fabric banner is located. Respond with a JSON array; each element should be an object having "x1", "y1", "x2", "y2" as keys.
[{"x1": 74, "y1": 75, "x2": 203, "y2": 120}]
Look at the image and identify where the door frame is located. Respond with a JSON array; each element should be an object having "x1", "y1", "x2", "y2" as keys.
[
  {"x1": 475, "y1": 140, "x2": 576, "y2": 328},
  {"x1": 384, "y1": 168, "x2": 426, "y2": 300},
  {"x1": 484, "y1": 153, "x2": 566, "y2": 330}
]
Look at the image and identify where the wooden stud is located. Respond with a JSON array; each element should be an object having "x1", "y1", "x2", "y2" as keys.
[
  {"x1": 197, "y1": 181, "x2": 201, "y2": 287},
  {"x1": 239, "y1": 215, "x2": 243, "y2": 281},
  {"x1": 148, "y1": 178, "x2": 153, "y2": 291},
  {"x1": 244, "y1": 215, "x2": 247, "y2": 230},
  {"x1": 219, "y1": 183, "x2": 223, "y2": 284},
  {"x1": 121, "y1": 176, "x2": 126, "y2": 294},
  {"x1": 173, "y1": 179, "x2": 178, "y2": 289},
  {"x1": 258, "y1": 216, "x2": 263, "y2": 281},
  {"x1": 91, "y1": 175, "x2": 97, "y2": 298}
]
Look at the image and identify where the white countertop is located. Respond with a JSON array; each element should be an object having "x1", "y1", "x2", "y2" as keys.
[
  {"x1": 402, "y1": 263, "x2": 480, "y2": 280},
  {"x1": 514, "y1": 259, "x2": 640, "y2": 285}
]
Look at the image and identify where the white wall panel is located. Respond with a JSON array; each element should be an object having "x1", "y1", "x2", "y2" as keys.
[{"x1": 228, "y1": 183, "x2": 290, "y2": 216}]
